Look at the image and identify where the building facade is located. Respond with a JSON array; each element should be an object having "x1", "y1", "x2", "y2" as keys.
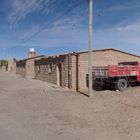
[
  {"x1": 75, "y1": 49, "x2": 140, "y2": 92},
  {"x1": 16, "y1": 59, "x2": 26, "y2": 77},
  {"x1": 8, "y1": 58, "x2": 17, "y2": 73},
  {"x1": 34, "y1": 54, "x2": 70, "y2": 87},
  {"x1": 9, "y1": 48, "x2": 140, "y2": 92},
  {"x1": 16, "y1": 49, "x2": 45, "y2": 78}
]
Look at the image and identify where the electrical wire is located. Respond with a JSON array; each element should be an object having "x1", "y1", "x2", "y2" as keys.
[
  {"x1": 6, "y1": 0, "x2": 88, "y2": 57},
  {"x1": 23, "y1": 0, "x2": 87, "y2": 43}
]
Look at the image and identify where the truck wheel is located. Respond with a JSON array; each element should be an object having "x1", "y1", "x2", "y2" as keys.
[{"x1": 116, "y1": 79, "x2": 128, "y2": 91}]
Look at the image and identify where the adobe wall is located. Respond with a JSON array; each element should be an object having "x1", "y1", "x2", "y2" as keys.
[
  {"x1": 77, "y1": 50, "x2": 140, "y2": 92},
  {"x1": 26, "y1": 59, "x2": 35, "y2": 79},
  {"x1": 34, "y1": 55, "x2": 69, "y2": 87},
  {"x1": 8, "y1": 59, "x2": 17, "y2": 73},
  {"x1": 16, "y1": 61, "x2": 26, "y2": 77}
]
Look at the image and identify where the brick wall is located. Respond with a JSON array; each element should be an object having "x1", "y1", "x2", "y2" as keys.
[
  {"x1": 8, "y1": 59, "x2": 17, "y2": 73},
  {"x1": 16, "y1": 56, "x2": 45, "y2": 79},
  {"x1": 16, "y1": 61, "x2": 26, "y2": 77},
  {"x1": 69, "y1": 55, "x2": 77, "y2": 90},
  {"x1": 26, "y1": 59, "x2": 35, "y2": 79},
  {"x1": 14, "y1": 49, "x2": 140, "y2": 93},
  {"x1": 34, "y1": 55, "x2": 69, "y2": 87},
  {"x1": 77, "y1": 50, "x2": 140, "y2": 92}
]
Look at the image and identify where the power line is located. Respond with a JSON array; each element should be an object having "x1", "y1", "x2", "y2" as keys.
[
  {"x1": 23, "y1": 0, "x2": 87, "y2": 43},
  {"x1": 23, "y1": 0, "x2": 86, "y2": 43},
  {"x1": 7, "y1": 0, "x2": 87, "y2": 58}
]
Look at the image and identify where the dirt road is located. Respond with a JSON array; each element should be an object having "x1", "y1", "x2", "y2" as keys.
[{"x1": 0, "y1": 71, "x2": 140, "y2": 140}]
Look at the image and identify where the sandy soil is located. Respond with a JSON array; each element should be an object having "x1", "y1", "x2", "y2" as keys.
[{"x1": 0, "y1": 71, "x2": 140, "y2": 140}]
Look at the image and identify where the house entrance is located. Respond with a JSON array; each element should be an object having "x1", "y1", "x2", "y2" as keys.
[{"x1": 57, "y1": 63, "x2": 62, "y2": 86}]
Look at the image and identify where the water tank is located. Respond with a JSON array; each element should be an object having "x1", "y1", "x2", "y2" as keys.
[{"x1": 29, "y1": 48, "x2": 35, "y2": 53}]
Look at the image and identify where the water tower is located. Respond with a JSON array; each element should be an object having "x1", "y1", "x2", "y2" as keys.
[{"x1": 28, "y1": 48, "x2": 36, "y2": 58}]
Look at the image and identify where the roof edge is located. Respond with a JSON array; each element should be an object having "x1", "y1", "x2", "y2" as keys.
[{"x1": 77, "y1": 48, "x2": 140, "y2": 58}]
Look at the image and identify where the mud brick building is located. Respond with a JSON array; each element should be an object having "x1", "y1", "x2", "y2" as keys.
[
  {"x1": 16, "y1": 49, "x2": 45, "y2": 78},
  {"x1": 35, "y1": 54, "x2": 70, "y2": 87},
  {"x1": 8, "y1": 58, "x2": 17, "y2": 73},
  {"x1": 16, "y1": 56, "x2": 45, "y2": 78},
  {"x1": 9, "y1": 48, "x2": 140, "y2": 92},
  {"x1": 34, "y1": 48, "x2": 140, "y2": 92},
  {"x1": 16, "y1": 59, "x2": 26, "y2": 77},
  {"x1": 74, "y1": 49, "x2": 140, "y2": 92}
]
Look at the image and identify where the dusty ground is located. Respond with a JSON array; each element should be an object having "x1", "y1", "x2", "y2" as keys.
[{"x1": 0, "y1": 71, "x2": 140, "y2": 140}]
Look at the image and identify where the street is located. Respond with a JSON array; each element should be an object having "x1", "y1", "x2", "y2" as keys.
[{"x1": 0, "y1": 71, "x2": 140, "y2": 140}]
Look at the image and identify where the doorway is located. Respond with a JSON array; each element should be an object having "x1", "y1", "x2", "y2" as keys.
[{"x1": 57, "y1": 63, "x2": 62, "y2": 86}]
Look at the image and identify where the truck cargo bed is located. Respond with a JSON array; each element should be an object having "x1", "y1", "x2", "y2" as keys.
[{"x1": 93, "y1": 65, "x2": 138, "y2": 78}]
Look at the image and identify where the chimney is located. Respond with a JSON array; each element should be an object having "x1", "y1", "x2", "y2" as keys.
[{"x1": 28, "y1": 48, "x2": 36, "y2": 58}]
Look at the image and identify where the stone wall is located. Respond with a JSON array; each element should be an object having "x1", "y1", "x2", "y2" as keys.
[
  {"x1": 35, "y1": 55, "x2": 69, "y2": 87},
  {"x1": 26, "y1": 59, "x2": 35, "y2": 79},
  {"x1": 8, "y1": 59, "x2": 17, "y2": 73},
  {"x1": 16, "y1": 60, "x2": 26, "y2": 77}
]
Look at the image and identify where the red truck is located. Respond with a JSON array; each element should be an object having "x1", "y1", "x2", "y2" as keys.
[{"x1": 90, "y1": 61, "x2": 140, "y2": 91}]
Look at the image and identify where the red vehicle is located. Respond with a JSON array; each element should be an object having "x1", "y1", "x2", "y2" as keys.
[{"x1": 91, "y1": 61, "x2": 140, "y2": 91}]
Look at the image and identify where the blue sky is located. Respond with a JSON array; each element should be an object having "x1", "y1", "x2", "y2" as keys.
[{"x1": 0, "y1": 0, "x2": 140, "y2": 59}]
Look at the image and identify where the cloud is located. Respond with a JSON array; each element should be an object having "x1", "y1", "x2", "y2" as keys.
[
  {"x1": 23, "y1": 21, "x2": 87, "y2": 48},
  {"x1": 7, "y1": 0, "x2": 51, "y2": 27},
  {"x1": 114, "y1": 24, "x2": 140, "y2": 32},
  {"x1": 2, "y1": 0, "x2": 88, "y2": 59},
  {"x1": 1, "y1": 13, "x2": 87, "y2": 51},
  {"x1": 93, "y1": 19, "x2": 140, "y2": 55},
  {"x1": 19, "y1": 0, "x2": 88, "y2": 43},
  {"x1": 106, "y1": 2, "x2": 140, "y2": 12},
  {"x1": 107, "y1": 5, "x2": 134, "y2": 12},
  {"x1": 110, "y1": 18, "x2": 140, "y2": 33},
  {"x1": 7, "y1": 0, "x2": 87, "y2": 29}
]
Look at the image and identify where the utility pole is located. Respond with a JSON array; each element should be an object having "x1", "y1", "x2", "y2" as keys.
[{"x1": 88, "y1": 0, "x2": 93, "y2": 97}]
